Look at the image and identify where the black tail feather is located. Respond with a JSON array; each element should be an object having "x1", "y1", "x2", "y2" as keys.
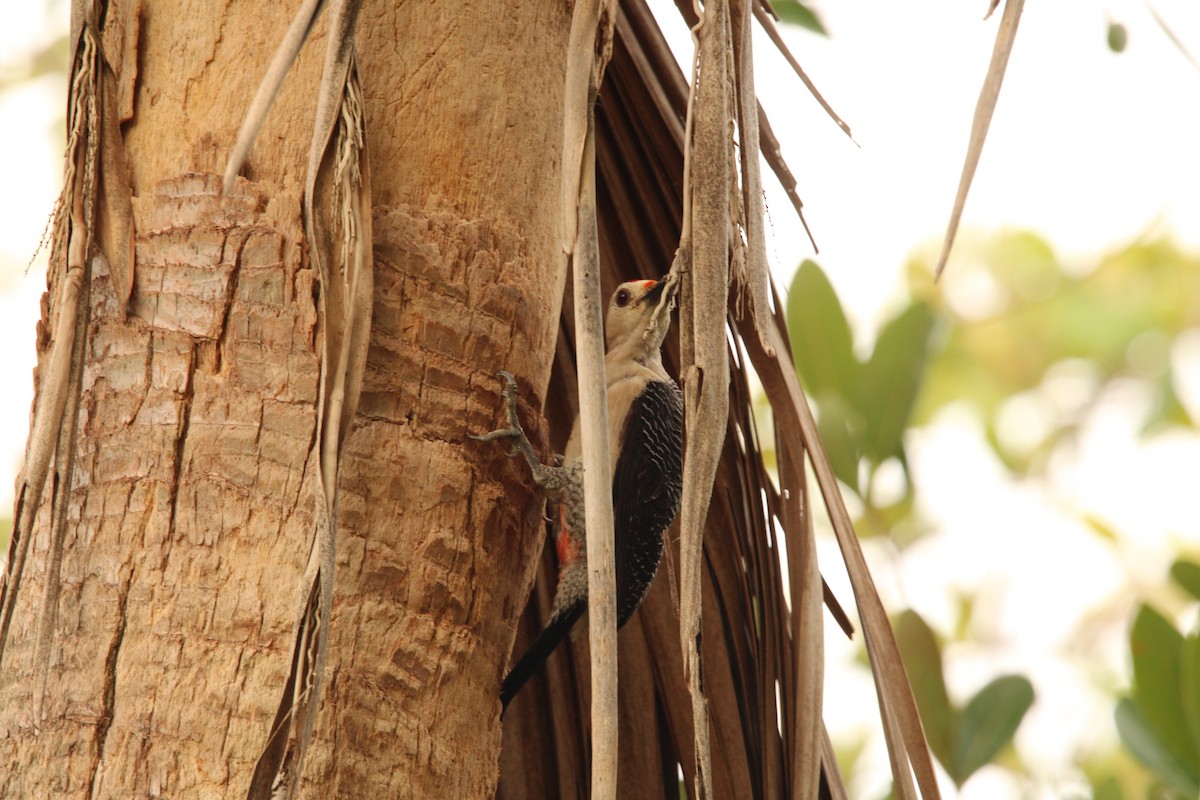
[{"x1": 500, "y1": 601, "x2": 585, "y2": 717}]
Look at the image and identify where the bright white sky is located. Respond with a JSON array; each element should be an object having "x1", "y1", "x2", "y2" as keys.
[
  {"x1": 753, "y1": 0, "x2": 1200, "y2": 330},
  {"x1": 3, "y1": 1, "x2": 1200, "y2": 796}
]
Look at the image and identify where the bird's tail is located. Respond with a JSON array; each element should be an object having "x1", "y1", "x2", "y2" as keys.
[{"x1": 500, "y1": 601, "x2": 585, "y2": 717}]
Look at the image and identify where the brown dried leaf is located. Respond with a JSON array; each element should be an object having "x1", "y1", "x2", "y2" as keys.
[
  {"x1": 676, "y1": 1, "x2": 735, "y2": 797},
  {"x1": 739, "y1": 321, "x2": 825, "y2": 800},
  {"x1": 561, "y1": 3, "x2": 624, "y2": 795},
  {"x1": 1147, "y1": 3, "x2": 1200, "y2": 73}
]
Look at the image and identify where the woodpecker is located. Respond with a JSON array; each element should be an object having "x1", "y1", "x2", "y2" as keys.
[{"x1": 473, "y1": 278, "x2": 683, "y2": 716}]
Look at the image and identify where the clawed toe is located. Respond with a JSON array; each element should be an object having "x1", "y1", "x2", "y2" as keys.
[{"x1": 472, "y1": 371, "x2": 535, "y2": 465}]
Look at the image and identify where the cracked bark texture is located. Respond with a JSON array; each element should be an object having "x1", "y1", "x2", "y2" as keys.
[{"x1": 0, "y1": 2, "x2": 570, "y2": 797}]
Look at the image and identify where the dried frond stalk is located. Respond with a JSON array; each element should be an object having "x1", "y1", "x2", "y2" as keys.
[
  {"x1": 222, "y1": 0, "x2": 326, "y2": 195},
  {"x1": 731, "y1": 0, "x2": 776, "y2": 358},
  {"x1": 563, "y1": 2, "x2": 621, "y2": 796},
  {"x1": 752, "y1": 2, "x2": 853, "y2": 140},
  {"x1": 677, "y1": 0, "x2": 736, "y2": 796}
]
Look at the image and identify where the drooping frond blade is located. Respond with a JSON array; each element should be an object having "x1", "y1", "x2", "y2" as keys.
[
  {"x1": 935, "y1": 0, "x2": 1025, "y2": 279},
  {"x1": 1147, "y1": 3, "x2": 1200, "y2": 74},
  {"x1": 751, "y1": 2, "x2": 853, "y2": 140}
]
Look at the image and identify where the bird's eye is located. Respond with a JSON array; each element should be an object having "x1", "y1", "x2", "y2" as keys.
[{"x1": 615, "y1": 288, "x2": 631, "y2": 307}]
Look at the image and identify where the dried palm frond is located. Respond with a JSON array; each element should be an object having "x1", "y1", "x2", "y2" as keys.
[{"x1": 500, "y1": 0, "x2": 952, "y2": 797}]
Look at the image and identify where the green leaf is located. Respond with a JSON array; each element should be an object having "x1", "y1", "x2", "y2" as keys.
[
  {"x1": 813, "y1": 393, "x2": 862, "y2": 495},
  {"x1": 1182, "y1": 629, "x2": 1200, "y2": 767},
  {"x1": 786, "y1": 260, "x2": 859, "y2": 402},
  {"x1": 1091, "y1": 775, "x2": 1124, "y2": 800},
  {"x1": 772, "y1": 0, "x2": 828, "y2": 35},
  {"x1": 1116, "y1": 698, "x2": 1200, "y2": 798},
  {"x1": 1171, "y1": 560, "x2": 1200, "y2": 601},
  {"x1": 1107, "y1": 22, "x2": 1128, "y2": 53},
  {"x1": 894, "y1": 610, "x2": 954, "y2": 771},
  {"x1": 1131, "y1": 605, "x2": 1200, "y2": 776},
  {"x1": 859, "y1": 301, "x2": 936, "y2": 464},
  {"x1": 951, "y1": 675, "x2": 1035, "y2": 786}
]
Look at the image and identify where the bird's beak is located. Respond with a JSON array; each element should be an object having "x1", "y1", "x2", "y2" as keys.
[{"x1": 642, "y1": 280, "x2": 666, "y2": 305}]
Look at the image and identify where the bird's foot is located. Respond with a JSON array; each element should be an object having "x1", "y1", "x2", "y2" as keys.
[
  {"x1": 472, "y1": 371, "x2": 578, "y2": 497},
  {"x1": 472, "y1": 371, "x2": 547, "y2": 471},
  {"x1": 470, "y1": 371, "x2": 522, "y2": 440},
  {"x1": 469, "y1": 424, "x2": 527, "y2": 459}
]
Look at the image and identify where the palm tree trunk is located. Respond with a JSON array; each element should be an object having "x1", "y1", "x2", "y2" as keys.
[{"x1": 0, "y1": 2, "x2": 571, "y2": 797}]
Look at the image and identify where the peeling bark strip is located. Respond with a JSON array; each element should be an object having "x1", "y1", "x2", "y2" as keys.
[
  {"x1": 3, "y1": 0, "x2": 135, "y2": 688},
  {"x1": 223, "y1": 0, "x2": 326, "y2": 197},
  {"x1": 236, "y1": 2, "x2": 374, "y2": 796},
  {"x1": 0, "y1": 13, "x2": 103, "y2": 670}
]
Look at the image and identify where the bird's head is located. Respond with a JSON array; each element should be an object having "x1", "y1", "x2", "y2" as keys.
[{"x1": 605, "y1": 277, "x2": 676, "y2": 359}]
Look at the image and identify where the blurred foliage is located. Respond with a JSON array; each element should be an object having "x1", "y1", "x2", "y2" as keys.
[
  {"x1": 1108, "y1": 23, "x2": 1129, "y2": 54},
  {"x1": 0, "y1": 0, "x2": 70, "y2": 146},
  {"x1": 784, "y1": 232, "x2": 1200, "y2": 796},
  {"x1": 771, "y1": 0, "x2": 828, "y2": 36},
  {"x1": 1170, "y1": 560, "x2": 1200, "y2": 601},
  {"x1": 895, "y1": 609, "x2": 1034, "y2": 788},
  {"x1": 785, "y1": 259, "x2": 1037, "y2": 792},
  {"x1": 908, "y1": 232, "x2": 1199, "y2": 475},
  {"x1": 0, "y1": 0, "x2": 69, "y2": 91},
  {"x1": 1080, "y1": 745, "x2": 1165, "y2": 800},
  {"x1": 1115, "y1": 563, "x2": 1200, "y2": 799},
  {"x1": 786, "y1": 260, "x2": 936, "y2": 536},
  {"x1": 783, "y1": 232, "x2": 1200, "y2": 523}
]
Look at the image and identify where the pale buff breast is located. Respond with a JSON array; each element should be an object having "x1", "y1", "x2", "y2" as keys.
[{"x1": 562, "y1": 355, "x2": 669, "y2": 474}]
